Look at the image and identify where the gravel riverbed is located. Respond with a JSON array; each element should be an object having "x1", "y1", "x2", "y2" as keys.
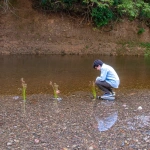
[{"x1": 0, "y1": 89, "x2": 150, "y2": 150}]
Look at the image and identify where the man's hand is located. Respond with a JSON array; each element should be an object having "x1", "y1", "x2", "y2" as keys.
[{"x1": 96, "y1": 77, "x2": 101, "y2": 81}]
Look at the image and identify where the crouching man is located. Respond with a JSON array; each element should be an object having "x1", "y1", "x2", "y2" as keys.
[{"x1": 93, "y1": 59, "x2": 120, "y2": 99}]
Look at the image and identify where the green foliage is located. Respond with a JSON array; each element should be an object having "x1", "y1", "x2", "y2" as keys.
[
  {"x1": 49, "y1": 81, "x2": 60, "y2": 99},
  {"x1": 91, "y1": 6, "x2": 114, "y2": 27},
  {"x1": 117, "y1": 0, "x2": 150, "y2": 19},
  {"x1": 144, "y1": 50, "x2": 150, "y2": 57},
  {"x1": 137, "y1": 28, "x2": 145, "y2": 35},
  {"x1": 21, "y1": 78, "x2": 27, "y2": 113},
  {"x1": 140, "y1": 42, "x2": 150, "y2": 57},
  {"x1": 113, "y1": 0, "x2": 121, "y2": 6},
  {"x1": 63, "y1": 0, "x2": 77, "y2": 5},
  {"x1": 89, "y1": 81, "x2": 96, "y2": 100},
  {"x1": 21, "y1": 78, "x2": 27, "y2": 101},
  {"x1": 40, "y1": 0, "x2": 79, "y2": 11},
  {"x1": 117, "y1": 0, "x2": 138, "y2": 19},
  {"x1": 83, "y1": 0, "x2": 114, "y2": 7},
  {"x1": 137, "y1": 1, "x2": 150, "y2": 19},
  {"x1": 32, "y1": 0, "x2": 150, "y2": 27}
]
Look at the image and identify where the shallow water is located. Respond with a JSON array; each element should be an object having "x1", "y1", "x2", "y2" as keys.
[
  {"x1": 0, "y1": 54, "x2": 150, "y2": 143},
  {"x1": 0, "y1": 55, "x2": 150, "y2": 95}
]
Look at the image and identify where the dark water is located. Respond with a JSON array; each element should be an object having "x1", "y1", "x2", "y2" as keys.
[{"x1": 0, "y1": 55, "x2": 150, "y2": 95}]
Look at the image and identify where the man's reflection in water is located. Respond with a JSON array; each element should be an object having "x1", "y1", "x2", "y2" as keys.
[
  {"x1": 96, "y1": 111, "x2": 118, "y2": 131},
  {"x1": 93, "y1": 101, "x2": 118, "y2": 132}
]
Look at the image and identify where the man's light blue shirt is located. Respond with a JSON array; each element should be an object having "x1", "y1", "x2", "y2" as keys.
[{"x1": 96, "y1": 63, "x2": 120, "y2": 88}]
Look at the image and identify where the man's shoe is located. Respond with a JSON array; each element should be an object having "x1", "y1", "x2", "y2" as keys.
[
  {"x1": 112, "y1": 92, "x2": 116, "y2": 96},
  {"x1": 101, "y1": 93, "x2": 113, "y2": 99},
  {"x1": 97, "y1": 96, "x2": 101, "y2": 99}
]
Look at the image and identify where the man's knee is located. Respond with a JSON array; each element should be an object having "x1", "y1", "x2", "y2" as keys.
[{"x1": 95, "y1": 80, "x2": 101, "y2": 86}]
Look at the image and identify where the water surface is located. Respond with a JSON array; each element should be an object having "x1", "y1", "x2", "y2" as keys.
[{"x1": 0, "y1": 55, "x2": 150, "y2": 95}]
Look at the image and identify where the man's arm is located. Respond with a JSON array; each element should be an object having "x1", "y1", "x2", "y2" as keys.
[{"x1": 96, "y1": 68, "x2": 108, "y2": 81}]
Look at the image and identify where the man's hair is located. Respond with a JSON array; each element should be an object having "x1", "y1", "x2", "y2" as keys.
[{"x1": 93, "y1": 60, "x2": 103, "y2": 68}]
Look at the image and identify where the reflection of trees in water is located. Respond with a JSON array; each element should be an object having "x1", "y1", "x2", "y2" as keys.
[{"x1": 93, "y1": 101, "x2": 118, "y2": 132}]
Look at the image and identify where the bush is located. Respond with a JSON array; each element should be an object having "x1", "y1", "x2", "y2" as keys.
[
  {"x1": 91, "y1": 7, "x2": 114, "y2": 27},
  {"x1": 31, "y1": 0, "x2": 150, "y2": 27}
]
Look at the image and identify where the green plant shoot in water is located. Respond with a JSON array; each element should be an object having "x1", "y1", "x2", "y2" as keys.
[
  {"x1": 49, "y1": 81, "x2": 60, "y2": 99},
  {"x1": 21, "y1": 78, "x2": 27, "y2": 113},
  {"x1": 89, "y1": 81, "x2": 96, "y2": 100}
]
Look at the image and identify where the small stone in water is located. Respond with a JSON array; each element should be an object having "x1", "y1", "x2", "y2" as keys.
[
  {"x1": 34, "y1": 139, "x2": 39, "y2": 143},
  {"x1": 63, "y1": 148, "x2": 68, "y2": 150},
  {"x1": 138, "y1": 106, "x2": 142, "y2": 110},
  {"x1": 14, "y1": 139, "x2": 19, "y2": 143},
  {"x1": 7, "y1": 142, "x2": 13, "y2": 146},
  {"x1": 13, "y1": 96, "x2": 19, "y2": 100},
  {"x1": 57, "y1": 97, "x2": 62, "y2": 101},
  {"x1": 89, "y1": 146, "x2": 94, "y2": 150},
  {"x1": 123, "y1": 104, "x2": 127, "y2": 107}
]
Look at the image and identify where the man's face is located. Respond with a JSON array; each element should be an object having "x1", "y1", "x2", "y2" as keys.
[{"x1": 95, "y1": 65, "x2": 101, "y2": 71}]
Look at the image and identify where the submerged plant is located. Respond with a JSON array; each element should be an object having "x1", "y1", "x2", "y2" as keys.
[
  {"x1": 49, "y1": 81, "x2": 60, "y2": 99},
  {"x1": 89, "y1": 81, "x2": 97, "y2": 100},
  {"x1": 21, "y1": 78, "x2": 27, "y2": 113}
]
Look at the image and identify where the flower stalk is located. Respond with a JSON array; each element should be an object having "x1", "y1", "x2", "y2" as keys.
[
  {"x1": 49, "y1": 81, "x2": 60, "y2": 99},
  {"x1": 89, "y1": 81, "x2": 96, "y2": 100},
  {"x1": 21, "y1": 78, "x2": 27, "y2": 113}
]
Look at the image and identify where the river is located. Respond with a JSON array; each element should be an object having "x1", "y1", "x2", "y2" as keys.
[{"x1": 0, "y1": 55, "x2": 150, "y2": 95}]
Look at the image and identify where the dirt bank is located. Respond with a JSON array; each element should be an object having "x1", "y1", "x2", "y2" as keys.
[{"x1": 0, "y1": 0, "x2": 150, "y2": 55}]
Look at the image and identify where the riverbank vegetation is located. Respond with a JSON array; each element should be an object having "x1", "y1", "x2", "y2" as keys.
[
  {"x1": 140, "y1": 42, "x2": 150, "y2": 57},
  {"x1": 30, "y1": 0, "x2": 150, "y2": 28},
  {"x1": 1, "y1": 0, "x2": 150, "y2": 27},
  {"x1": 116, "y1": 41, "x2": 150, "y2": 56}
]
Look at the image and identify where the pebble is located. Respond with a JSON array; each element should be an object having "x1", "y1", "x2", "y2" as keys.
[
  {"x1": 57, "y1": 97, "x2": 62, "y2": 101},
  {"x1": 7, "y1": 142, "x2": 13, "y2": 146},
  {"x1": 143, "y1": 137, "x2": 148, "y2": 141},
  {"x1": 138, "y1": 106, "x2": 142, "y2": 110},
  {"x1": 14, "y1": 139, "x2": 19, "y2": 143},
  {"x1": 124, "y1": 140, "x2": 129, "y2": 144},
  {"x1": 123, "y1": 104, "x2": 127, "y2": 107},
  {"x1": 89, "y1": 146, "x2": 94, "y2": 150},
  {"x1": 13, "y1": 96, "x2": 19, "y2": 100},
  {"x1": 34, "y1": 139, "x2": 39, "y2": 143},
  {"x1": 146, "y1": 139, "x2": 150, "y2": 143},
  {"x1": 134, "y1": 139, "x2": 139, "y2": 142}
]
